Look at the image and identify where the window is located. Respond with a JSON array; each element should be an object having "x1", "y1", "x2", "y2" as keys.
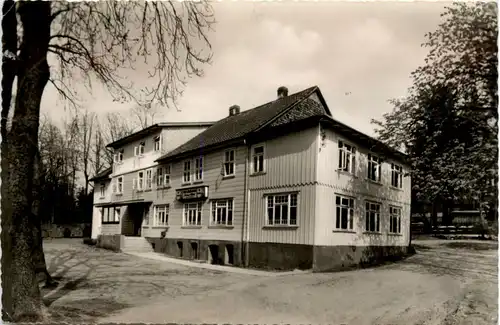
[
  {"x1": 164, "y1": 164, "x2": 171, "y2": 186},
  {"x1": 114, "y1": 149, "x2": 124, "y2": 163},
  {"x1": 391, "y1": 163, "x2": 403, "y2": 188},
  {"x1": 367, "y1": 154, "x2": 382, "y2": 182},
  {"x1": 101, "y1": 207, "x2": 120, "y2": 223},
  {"x1": 252, "y1": 145, "x2": 265, "y2": 173},
  {"x1": 194, "y1": 156, "x2": 203, "y2": 181},
  {"x1": 335, "y1": 195, "x2": 354, "y2": 230},
  {"x1": 223, "y1": 150, "x2": 235, "y2": 176},
  {"x1": 389, "y1": 206, "x2": 402, "y2": 234},
  {"x1": 99, "y1": 183, "x2": 105, "y2": 198},
  {"x1": 157, "y1": 167, "x2": 163, "y2": 187},
  {"x1": 211, "y1": 199, "x2": 233, "y2": 226},
  {"x1": 266, "y1": 193, "x2": 298, "y2": 226},
  {"x1": 146, "y1": 169, "x2": 153, "y2": 190},
  {"x1": 183, "y1": 202, "x2": 202, "y2": 226},
  {"x1": 338, "y1": 141, "x2": 356, "y2": 174},
  {"x1": 137, "y1": 171, "x2": 144, "y2": 190},
  {"x1": 154, "y1": 204, "x2": 169, "y2": 226},
  {"x1": 183, "y1": 160, "x2": 191, "y2": 183},
  {"x1": 135, "y1": 142, "x2": 145, "y2": 156},
  {"x1": 154, "y1": 136, "x2": 161, "y2": 152},
  {"x1": 116, "y1": 176, "x2": 123, "y2": 194},
  {"x1": 365, "y1": 201, "x2": 381, "y2": 232}
]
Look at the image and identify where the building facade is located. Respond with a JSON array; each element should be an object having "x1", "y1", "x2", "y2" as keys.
[{"x1": 91, "y1": 86, "x2": 411, "y2": 271}]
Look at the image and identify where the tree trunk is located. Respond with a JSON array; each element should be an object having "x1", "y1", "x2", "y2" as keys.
[
  {"x1": 4, "y1": 1, "x2": 52, "y2": 322},
  {"x1": 33, "y1": 150, "x2": 57, "y2": 287},
  {"x1": 431, "y1": 201, "x2": 438, "y2": 230},
  {"x1": 1, "y1": 0, "x2": 18, "y2": 321}
]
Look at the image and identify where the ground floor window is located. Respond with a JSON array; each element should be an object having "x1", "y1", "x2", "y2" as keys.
[
  {"x1": 101, "y1": 206, "x2": 120, "y2": 224},
  {"x1": 183, "y1": 202, "x2": 202, "y2": 226},
  {"x1": 211, "y1": 199, "x2": 233, "y2": 226},
  {"x1": 335, "y1": 195, "x2": 354, "y2": 230},
  {"x1": 389, "y1": 206, "x2": 402, "y2": 234},
  {"x1": 365, "y1": 201, "x2": 381, "y2": 232},
  {"x1": 266, "y1": 193, "x2": 298, "y2": 226},
  {"x1": 154, "y1": 204, "x2": 169, "y2": 226}
]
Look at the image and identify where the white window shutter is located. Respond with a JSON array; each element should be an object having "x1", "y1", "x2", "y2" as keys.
[
  {"x1": 132, "y1": 178, "x2": 137, "y2": 190},
  {"x1": 113, "y1": 154, "x2": 117, "y2": 163},
  {"x1": 112, "y1": 180, "x2": 117, "y2": 193},
  {"x1": 134, "y1": 146, "x2": 138, "y2": 156}
]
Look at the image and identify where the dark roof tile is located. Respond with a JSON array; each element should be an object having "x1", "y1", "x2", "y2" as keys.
[{"x1": 157, "y1": 86, "x2": 319, "y2": 161}]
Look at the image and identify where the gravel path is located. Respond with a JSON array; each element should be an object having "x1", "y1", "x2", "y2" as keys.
[{"x1": 42, "y1": 238, "x2": 498, "y2": 324}]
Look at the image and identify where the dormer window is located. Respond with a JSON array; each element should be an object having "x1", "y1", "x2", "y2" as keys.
[{"x1": 154, "y1": 136, "x2": 161, "y2": 152}]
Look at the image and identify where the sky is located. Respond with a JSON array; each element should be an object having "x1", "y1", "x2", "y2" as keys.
[{"x1": 40, "y1": 1, "x2": 450, "y2": 138}]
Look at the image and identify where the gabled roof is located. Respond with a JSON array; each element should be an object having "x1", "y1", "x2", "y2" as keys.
[
  {"x1": 106, "y1": 122, "x2": 215, "y2": 149},
  {"x1": 156, "y1": 86, "x2": 328, "y2": 162},
  {"x1": 89, "y1": 167, "x2": 112, "y2": 182}
]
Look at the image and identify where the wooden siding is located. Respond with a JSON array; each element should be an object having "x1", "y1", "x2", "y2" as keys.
[
  {"x1": 161, "y1": 126, "x2": 209, "y2": 154},
  {"x1": 315, "y1": 127, "x2": 411, "y2": 247},
  {"x1": 141, "y1": 145, "x2": 247, "y2": 241},
  {"x1": 248, "y1": 127, "x2": 318, "y2": 190},
  {"x1": 248, "y1": 185, "x2": 316, "y2": 245},
  {"x1": 248, "y1": 126, "x2": 319, "y2": 245}
]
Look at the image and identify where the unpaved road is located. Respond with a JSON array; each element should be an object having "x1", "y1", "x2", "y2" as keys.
[{"x1": 42, "y1": 238, "x2": 498, "y2": 324}]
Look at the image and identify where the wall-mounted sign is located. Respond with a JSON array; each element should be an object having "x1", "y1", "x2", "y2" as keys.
[{"x1": 176, "y1": 186, "x2": 209, "y2": 201}]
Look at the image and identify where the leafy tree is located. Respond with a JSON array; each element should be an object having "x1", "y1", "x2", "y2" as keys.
[
  {"x1": 372, "y1": 2, "x2": 498, "y2": 227},
  {"x1": 1, "y1": 1, "x2": 214, "y2": 321}
]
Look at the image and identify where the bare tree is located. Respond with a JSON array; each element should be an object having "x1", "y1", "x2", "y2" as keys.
[
  {"x1": 131, "y1": 103, "x2": 160, "y2": 129},
  {"x1": 2, "y1": 1, "x2": 214, "y2": 321},
  {"x1": 77, "y1": 110, "x2": 96, "y2": 194}
]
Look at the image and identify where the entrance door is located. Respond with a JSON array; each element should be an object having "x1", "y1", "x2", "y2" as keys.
[{"x1": 126, "y1": 204, "x2": 144, "y2": 236}]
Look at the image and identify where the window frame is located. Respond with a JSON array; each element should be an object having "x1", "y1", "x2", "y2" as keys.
[
  {"x1": 251, "y1": 144, "x2": 266, "y2": 174},
  {"x1": 265, "y1": 192, "x2": 298, "y2": 227},
  {"x1": 137, "y1": 171, "x2": 144, "y2": 191},
  {"x1": 101, "y1": 206, "x2": 120, "y2": 224},
  {"x1": 153, "y1": 135, "x2": 161, "y2": 152},
  {"x1": 156, "y1": 167, "x2": 163, "y2": 187},
  {"x1": 223, "y1": 149, "x2": 236, "y2": 177},
  {"x1": 116, "y1": 176, "x2": 124, "y2": 194},
  {"x1": 210, "y1": 199, "x2": 234, "y2": 226},
  {"x1": 145, "y1": 168, "x2": 153, "y2": 190},
  {"x1": 391, "y1": 163, "x2": 403, "y2": 189},
  {"x1": 389, "y1": 206, "x2": 402, "y2": 234},
  {"x1": 367, "y1": 153, "x2": 382, "y2": 183},
  {"x1": 154, "y1": 204, "x2": 169, "y2": 227},
  {"x1": 194, "y1": 156, "x2": 204, "y2": 182},
  {"x1": 365, "y1": 201, "x2": 381, "y2": 233},
  {"x1": 99, "y1": 182, "x2": 105, "y2": 198},
  {"x1": 338, "y1": 140, "x2": 357, "y2": 174},
  {"x1": 182, "y1": 160, "x2": 191, "y2": 184},
  {"x1": 164, "y1": 164, "x2": 171, "y2": 186},
  {"x1": 335, "y1": 194, "x2": 355, "y2": 231},
  {"x1": 183, "y1": 202, "x2": 203, "y2": 226}
]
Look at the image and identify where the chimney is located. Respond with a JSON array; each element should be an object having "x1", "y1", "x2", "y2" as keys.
[
  {"x1": 229, "y1": 105, "x2": 241, "y2": 116},
  {"x1": 277, "y1": 86, "x2": 289, "y2": 98}
]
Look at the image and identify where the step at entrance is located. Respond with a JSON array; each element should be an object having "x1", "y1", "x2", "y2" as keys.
[{"x1": 121, "y1": 236, "x2": 154, "y2": 253}]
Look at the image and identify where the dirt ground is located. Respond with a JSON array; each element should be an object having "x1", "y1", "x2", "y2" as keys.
[{"x1": 42, "y1": 238, "x2": 498, "y2": 324}]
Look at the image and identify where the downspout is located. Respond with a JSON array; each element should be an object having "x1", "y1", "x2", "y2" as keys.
[{"x1": 241, "y1": 139, "x2": 251, "y2": 267}]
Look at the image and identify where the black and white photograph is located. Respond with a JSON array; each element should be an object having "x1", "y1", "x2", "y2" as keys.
[{"x1": 0, "y1": 0, "x2": 498, "y2": 323}]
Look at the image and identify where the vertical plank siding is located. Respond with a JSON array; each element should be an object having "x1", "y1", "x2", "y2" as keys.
[{"x1": 248, "y1": 127, "x2": 319, "y2": 245}]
